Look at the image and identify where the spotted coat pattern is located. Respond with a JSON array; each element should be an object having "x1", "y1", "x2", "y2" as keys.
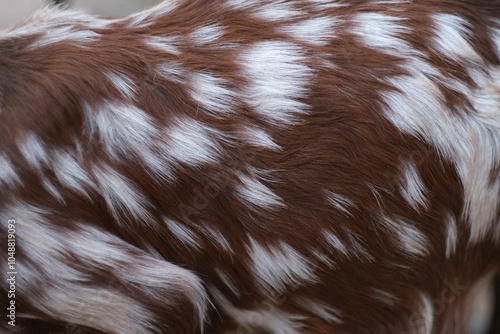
[{"x1": 0, "y1": 1, "x2": 500, "y2": 333}]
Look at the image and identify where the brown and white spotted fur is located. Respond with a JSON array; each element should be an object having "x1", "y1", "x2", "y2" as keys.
[{"x1": 1, "y1": 0, "x2": 500, "y2": 333}]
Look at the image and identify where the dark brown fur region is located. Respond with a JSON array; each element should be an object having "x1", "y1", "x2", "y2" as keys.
[{"x1": 0, "y1": 0, "x2": 499, "y2": 333}]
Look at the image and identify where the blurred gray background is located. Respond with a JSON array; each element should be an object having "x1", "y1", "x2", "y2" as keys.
[{"x1": 0, "y1": 0, "x2": 162, "y2": 28}]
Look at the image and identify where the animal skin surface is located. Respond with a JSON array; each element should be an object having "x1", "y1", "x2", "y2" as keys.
[{"x1": 0, "y1": 1, "x2": 499, "y2": 333}]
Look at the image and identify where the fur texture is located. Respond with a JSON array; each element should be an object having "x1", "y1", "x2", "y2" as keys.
[{"x1": 0, "y1": 1, "x2": 499, "y2": 333}]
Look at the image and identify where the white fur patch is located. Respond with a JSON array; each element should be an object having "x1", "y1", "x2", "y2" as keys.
[
  {"x1": 381, "y1": 217, "x2": 430, "y2": 257},
  {"x1": 139, "y1": 147, "x2": 177, "y2": 183},
  {"x1": 371, "y1": 288, "x2": 399, "y2": 306},
  {"x1": 227, "y1": 0, "x2": 303, "y2": 21},
  {"x1": 191, "y1": 23, "x2": 224, "y2": 46},
  {"x1": 144, "y1": 35, "x2": 181, "y2": 55},
  {"x1": 163, "y1": 117, "x2": 224, "y2": 167},
  {"x1": 311, "y1": 249, "x2": 335, "y2": 268},
  {"x1": 0, "y1": 155, "x2": 20, "y2": 187},
  {"x1": 106, "y1": 72, "x2": 137, "y2": 100},
  {"x1": 43, "y1": 179, "x2": 65, "y2": 203},
  {"x1": 164, "y1": 218, "x2": 201, "y2": 249},
  {"x1": 202, "y1": 226, "x2": 233, "y2": 253},
  {"x1": 253, "y1": 1, "x2": 303, "y2": 22},
  {"x1": 467, "y1": 66, "x2": 500, "y2": 128},
  {"x1": 31, "y1": 26, "x2": 100, "y2": 49},
  {"x1": 247, "y1": 238, "x2": 316, "y2": 293},
  {"x1": 83, "y1": 101, "x2": 158, "y2": 160},
  {"x1": 399, "y1": 161, "x2": 428, "y2": 211},
  {"x1": 382, "y1": 73, "x2": 448, "y2": 148},
  {"x1": 304, "y1": 300, "x2": 343, "y2": 324},
  {"x1": 240, "y1": 41, "x2": 313, "y2": 125},
  {"x1": 92, "y1": 164, "x2": 151, "y2": 223},
  {"x1": 18, "y1": 132, "x2": 49, "y2": 171},
  {"x1": 280, "y1": 16, "x2": 337, "y2": 46},
  {"x1": 431, "y1": 14, "x2": 481, "y2": 62},
  {"x1": 189, "y1": 72, "x2": 236, "y2": 115},
  {"x1": 381, "y1": 61, "x2": 500, "y2": 243},
  {"x1": 2, "y1": 5, "x2": 111, "y2": 46},
  {"x1": 308, "y1": 0, "x2": 347, "y2": 10},
  {"x1": 35, "y1": 285, "x2": 155, "y2": 334},
  {"x1": 490, "y1": 21, "x2": 500, "y2": 57},
  {"x1": 351, "y1": 12, "x2": 414, "y2": 57},
  {"x1": 323, "y1": 231, "x2": 348, "y2": 256},
  {"x1": 346, "y1": 231, "x2": 374, "y2": 261},
  {"x1": 240, "y1": 126, "x2": 282, "y2": 150},
  {"x1": 326, "y1": 192, "x2": 355, "y2": 217},
  {"x1": 211, "y1": 287, "x2": 305, "y2": 334},
  {"x1": 235, "y1": 172, "x2": 284, "y2": 209},
  {"x1": 52, "y1": 150, "x2": 94, "y2": 198},
  {"x1": 157, "y1": 62, "x2": 186, "y2": 84},
  {"x1": 11, "y1": 204, "x2": 207, "y2": 334},
  {"x1": 225, "y1": 0, "x2": 257, "y2": 11},
  {"x1": 72, "y1": 227, "x2": 208, "y2": 331},
  {"x1": 415, "y1": 293, "x2": 434, "y2": 334},
  {"x1": 445, "y1": 213, "x2": 458, "y2": 258},
  {"x1": 20, "y1": 5, "x2": 113, "y2": 30},
  {"x1": 127, "y1": 0, "x2": 179, "y2": 28}
]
